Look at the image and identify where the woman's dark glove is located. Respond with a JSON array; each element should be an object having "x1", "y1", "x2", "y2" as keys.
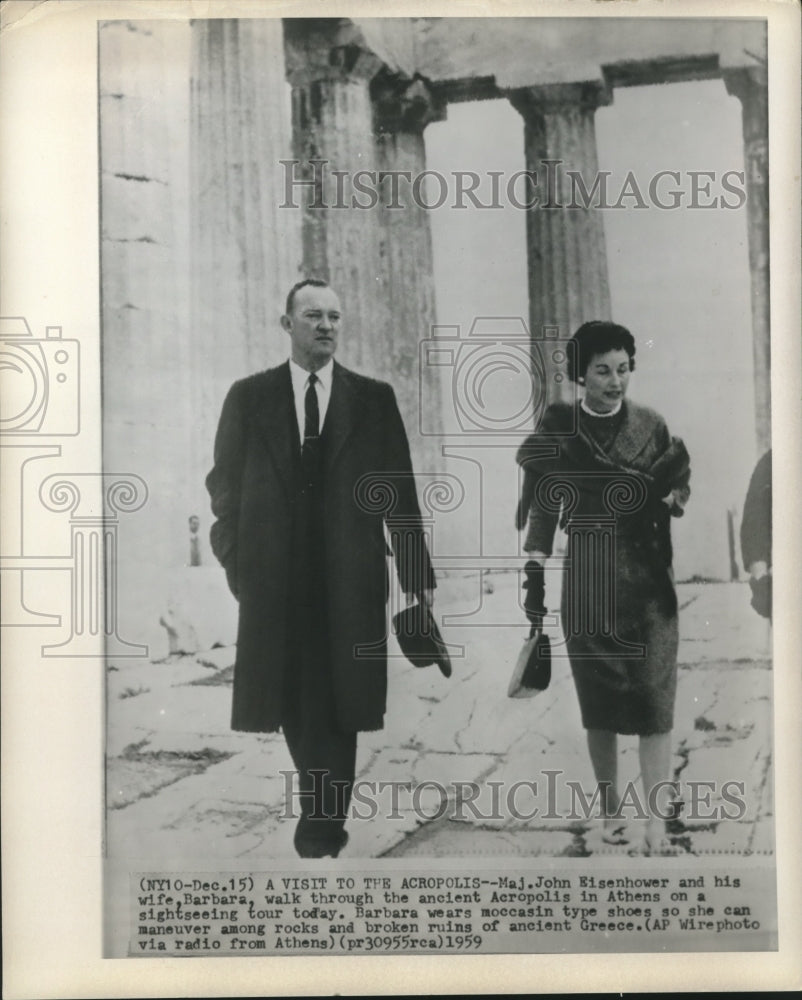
[{"x1": 523, "y1": 560, "x2": 547, "y2": 628}]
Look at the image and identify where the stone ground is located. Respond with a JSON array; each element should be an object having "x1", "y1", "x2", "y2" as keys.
[{"x1": 106, "y1": 575, "x2": 773, "y2": 861}]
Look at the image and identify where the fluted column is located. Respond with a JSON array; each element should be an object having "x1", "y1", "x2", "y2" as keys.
[
  {"x1": 724, "y1": 67, "x2": 770, "y2": 452},
  {"x1": 509, "y1": 82, "x2": 613, "y2": 403},
  {"x1": 100, "y1": 20, "x2": 191, "y2": 568},
  {"x1": 190, "y1": 18, "x2": 299, "y2": 509},
  {"x1": 375, "y1": 77, "x2": 447, "y2": 472},
  {"x1": 283, "y1": 19, "x2": 388, "y2": 377}
]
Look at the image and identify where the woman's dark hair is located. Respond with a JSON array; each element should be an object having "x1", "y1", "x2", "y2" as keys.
[{"x1": 567, "y1": 321, "x2": 636, "y2": 382}]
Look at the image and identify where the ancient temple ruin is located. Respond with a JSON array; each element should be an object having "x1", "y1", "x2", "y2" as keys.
[{"x1": 99, "y1": 16, "x2": 768, "y2": 652}]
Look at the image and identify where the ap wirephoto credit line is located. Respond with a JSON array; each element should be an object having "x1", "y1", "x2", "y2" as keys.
[{"x1": 91, "y1": 13, "x2": 781, "y2": 960}]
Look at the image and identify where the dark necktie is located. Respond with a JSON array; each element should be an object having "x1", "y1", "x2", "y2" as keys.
[
  {"x1": 301, "y1": 374, "x2": 322, "y2": 493},
  {"x1": 304, "y1": 373, "x2": 319, "y2": 443}
]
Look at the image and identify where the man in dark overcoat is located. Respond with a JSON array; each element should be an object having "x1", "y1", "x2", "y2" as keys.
[
  {"x1": 740, "y1": 449, "x2": 772, "y2": 620},
  {"x1": 206, "y1": 278, "x2": 435, "y2": 857}
]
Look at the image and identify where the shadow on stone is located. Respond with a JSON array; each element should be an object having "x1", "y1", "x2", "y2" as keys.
[{"x1": 108, "y1": 745, "x2": 233, "y2": 809}]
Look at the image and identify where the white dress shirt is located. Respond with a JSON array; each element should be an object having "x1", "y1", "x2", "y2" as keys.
[{"x1": 289, "y1": 358, "x2": 333, "y2": 443}]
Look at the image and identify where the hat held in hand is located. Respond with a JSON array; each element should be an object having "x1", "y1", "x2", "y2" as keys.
[{"x1": 392, "y1": 602, "x2": 452, "y2": 678}]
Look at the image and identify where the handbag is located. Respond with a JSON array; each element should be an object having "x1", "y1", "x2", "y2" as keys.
[{"x1": 507, "y1": 626, "x2": 551, "y2": 698}]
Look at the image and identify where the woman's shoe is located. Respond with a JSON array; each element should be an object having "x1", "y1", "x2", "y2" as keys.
[
  {"x1": 628, "y1": 832, "x2": 680, "y2": 857},
  {"x1": 601, "y1": 822, "x2": 629, "y2": 845}
]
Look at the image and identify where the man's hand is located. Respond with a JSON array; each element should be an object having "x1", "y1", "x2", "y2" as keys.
[
  {"x1": 406, "y1": 589, "x2": 434, "y2": 611},
  {"x1": 748, "y1": 568, "x2": 771, "y2": 620},
  {"x1": 748, "y1": 560, "x2": 769, "y2": 581},
  {"x1": 661, "y1": 487, "x2": 681, "y2": 508}
]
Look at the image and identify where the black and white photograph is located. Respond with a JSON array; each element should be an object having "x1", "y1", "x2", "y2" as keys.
[
  {"x1": 2, "y1": 0, "x2": 801, "y2": 995},
  {"x1": 100, "y1": 7, "x2": 778, "y2": 950}
]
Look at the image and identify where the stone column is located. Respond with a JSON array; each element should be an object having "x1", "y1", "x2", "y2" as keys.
[
  {"x1": 374, "y1": 77, "x2": 447, "y2": 472},
  {"x1": 724, "y1": 67, "x2": 770, "y2": 453},
  {"x1": 509, "y1": 82, "x2": 613, "y2": 404},
  {"x1": 100, "y1": 20, "x2": 193, "y2": 653},
  {"x1": 283, "y1": 19, "x2": 388, "y2": 377},
  {"x1": 191, "y1": 18, "x2": 300, "y2": 509}
]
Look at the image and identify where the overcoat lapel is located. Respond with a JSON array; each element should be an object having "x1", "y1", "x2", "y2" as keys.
[
  {"x1": 253, "y1": 362, "x2": 299, "y2": 496},
  {"x1": 324, "y1": 362, "x2": 365, "y2": 473}
]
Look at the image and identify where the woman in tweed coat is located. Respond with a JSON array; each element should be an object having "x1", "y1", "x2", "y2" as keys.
[{"x1": 516, "y1": 321, "x2": 691, "y2": 855}]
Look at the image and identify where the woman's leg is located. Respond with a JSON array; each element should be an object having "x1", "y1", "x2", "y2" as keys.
[
  {"x1": 586, "y1": 729, "x2": 626, "y2": 841},
  {"x1": 638, "y1": 731, "x2": 673, "y2": 851}
]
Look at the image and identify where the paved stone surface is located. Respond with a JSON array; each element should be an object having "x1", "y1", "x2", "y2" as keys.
[{"x1": 106, "y1": 577, "x2": 773, "y2": 860}]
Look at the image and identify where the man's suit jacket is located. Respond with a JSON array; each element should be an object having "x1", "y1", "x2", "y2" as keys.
[{"x1": 206, "y1": 360, "x2": 435, "y2": 733}]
